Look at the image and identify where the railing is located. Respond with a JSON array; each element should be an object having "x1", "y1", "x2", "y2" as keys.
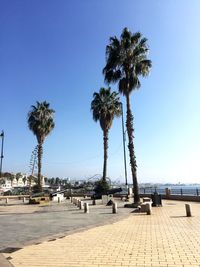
[{"x1": 139, "y1": 187, "x2": 200, "y2": 196}]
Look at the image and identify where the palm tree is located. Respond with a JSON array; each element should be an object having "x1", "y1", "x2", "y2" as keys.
[
  {"x1": 27, "y1": 174, "x2": 37, "y2": 193},
  {"x1": 103, "y1": 28, "x2": 152, "y2": 204},
  {"x1": 28, "y1": 101, "x2": 55, "y2": 191},
  {"x1": 91, "y1": 87, "x2": 121, "y2": 181},
  {"x1": 3, "y1": 172, "x2": 15, "y2": 187},
  {"x1": 22, "y1": 176, "x2": 27, "y2": 186},
  {"x1": 9, "y1": 173, "x2": 15, "y2": 187},
  {"x1": 16, "y1": 172, "x2": 22, "y2": 186}
]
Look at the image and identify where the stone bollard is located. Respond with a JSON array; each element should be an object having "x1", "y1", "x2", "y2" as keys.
[
  {"x1": 84, "y1": 203, "x2": 89, "y2": 213},
  {"x1": 112, "y1": 202, "x2": 117, "y2": 214},
  {"x1": 146, "y1": 203, "x2": 152, "y2": 215},
  {"x1": 23, "y1": 197, "x2": 26, "y2": 203},
  {"x1": 79, "y1": 201, "x2": 84, "y2": 210},
  {"x1": 185, "y1": 204, "x2": 192, "y2": 217},
  {"x1": 128, "y1": 187, "x2": 133, "y2": 196},
  {"x1": 92, "y1": 199, "x2": 96, "y2": 205},
  {"x1": 6, "y1": 198, "x2": 9, "y2": 204},
  {"x1": 78, "y1": 199, "x2": 81, "y2": 208},
  {"x1": 165, "y1": 188, "x2": 171, "y2": 198}
]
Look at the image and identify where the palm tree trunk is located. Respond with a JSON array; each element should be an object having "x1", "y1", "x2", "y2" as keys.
[
  {"x1": 37, "y1": 142, "x2": 43, "y2": 191},
  {"x1": 125, "y1": 94, "x2": 140, "y2": 204},
  {"x1": 102, "y1": 129, "x2": 108, "y2": 181}
]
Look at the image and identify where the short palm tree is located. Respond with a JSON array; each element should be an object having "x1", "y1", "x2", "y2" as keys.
[
  {"x1": 16, "y1": 172, "x2": 22, "y2": 186},
  {"x1": 9, "y1": 173, "x2": 15, "y2": 187},
  {"x1": 103, "y1": 28, "x2": 152, "y2": 204},
  {"x1": 91, "y1": 87, "x2": 121, "y2": 181},
  {"x1": 28, "y1": 101, "x2": 55, "y2": 191},
  {"x1": 22, "y1": 176, "x2": 27, "y2": 186}
]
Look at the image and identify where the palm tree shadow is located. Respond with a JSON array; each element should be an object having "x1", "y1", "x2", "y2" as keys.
[{"x1": 170, "y1": 215, "x2": 188, "y2": 218}]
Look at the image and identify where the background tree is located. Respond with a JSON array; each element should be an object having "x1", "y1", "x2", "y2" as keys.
[
  {"x1": 16, "y1": 172, "x2": 22, "y2": 186},
  {"x1": 91, "y1": 87, "x2": 121, "y2": 181},
  {"x1": 9, "y1": 173, "x2": 15, "y2": 187},
  {"x1": 22, "y1": 176, "x2": 27, "y2": 186},
  {"x1": 103, "y1": 28, "x2": 152, "y2": 204},
  {"x1": 28, "y1": 101, "x2": 55, "y2": 191},
  {"x1": 27, "y1": 174, "x2": 37, "y2": 193},
  {"x1": 55, "y1": 177, "x2": 61, "y2": 185}
]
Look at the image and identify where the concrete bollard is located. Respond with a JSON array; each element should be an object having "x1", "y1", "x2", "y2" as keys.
[
  {"x1": 112, "y1": 202, "x2": 117, "y2": 214},
  {"x1": 185, "y1": 204, "x2": 192, "y2": 217},
  {"x1": 23, "y1": 197, "x2": 26, "y2": 203},
  {"x1": 78, "y1": 200, "x2": 81, "y2": 208},
  {"x1": 128, "y1": 187, "x2": 133, "y2": 195},
  {"x1": 70, "y1": 197, "x2": 73, "y2": 203},
  {"x1": 165, "y1": 188, "x2": 171, "y2": 198},
  {"x1": 146, "y1": 203, "x2": 152, "y2": 215},
  {"x1": 84, "y1": 203, "x2": 89, "y2": 213},
  {"x1": 75, "y1": 198, "x2": 78, "y2": 205},
  {"x1": 6, "y1": 198, "x2": 9, "y2": 204},
  {"x1": 79, "y1": 201, "x2": 84, "y2": 210}
]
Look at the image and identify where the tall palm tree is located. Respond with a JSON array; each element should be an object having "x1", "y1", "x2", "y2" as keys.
[
  {"x1": 91, "y1": 87, "x2": 121, "y2": 181},
  {"x1": 103, "y1": 28, "x2": 152, "y2": 204},
  {"x1": 28, "y1": 101, "x2": 55, "y2": 191}
]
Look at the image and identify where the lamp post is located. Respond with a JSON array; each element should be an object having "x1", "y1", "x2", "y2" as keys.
[
  {"x1": 120, "y1": 103, "x2": 128, "y2": 186},
  {"x1": 0, "y1": 130, "x2": 4, "y2": 178}
]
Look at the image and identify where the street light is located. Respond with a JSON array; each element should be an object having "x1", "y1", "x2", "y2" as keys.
[
  {"x1": 0, "y1": 130, "x2": 4, "y2": 178},
  {"x1": 120, "y1": 103, "x2": 128, "y2": 186}
]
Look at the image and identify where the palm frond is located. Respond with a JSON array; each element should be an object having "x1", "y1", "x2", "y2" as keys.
[
  {"x1": 91, "y1": 87, "x2": 121, "y2": 131},
  {"x1": 27, "y1": 101, "x2": 55, "y2": 144},
  {"x1": 103, "y1": 28, "x2": 152, "y2": 96}
]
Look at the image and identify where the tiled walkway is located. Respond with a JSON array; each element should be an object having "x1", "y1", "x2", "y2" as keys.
[{"x1": 5, "y1": 200, "x2": 200, "y2": 267}]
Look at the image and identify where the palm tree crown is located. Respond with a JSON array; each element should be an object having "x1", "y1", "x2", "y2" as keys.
[
  {"x1": 28, "y1": 101, "x2": 55, "y2": 144},
  {"x1": 28, "y1": 101, "x2": 55, "y2": 190},
  {"x1": 103, "y1": 27, "x2": 152, "y2": 95},
  {"x1": 91, "y1": 87, "x2": 121, "y2": 181},
  {"x1": 91, "y1": 87, "x2": 121, "y2": 131}
]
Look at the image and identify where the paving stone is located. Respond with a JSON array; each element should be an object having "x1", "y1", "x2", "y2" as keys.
[{"x1": 2, "y1": 200, "x2": 200, "y2": 266}]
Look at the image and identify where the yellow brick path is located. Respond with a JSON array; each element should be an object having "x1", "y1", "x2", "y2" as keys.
[{"x1": 6, "y1": 200, "x2": 200, "y2": 267}]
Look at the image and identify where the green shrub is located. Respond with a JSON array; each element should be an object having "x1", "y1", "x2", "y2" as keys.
[
  {"x1": 94, "y1": 179, "x2": 110, "y2": 194},
  {"x1": 32, "y1": 184, "x2": 42, "y2": 193}
]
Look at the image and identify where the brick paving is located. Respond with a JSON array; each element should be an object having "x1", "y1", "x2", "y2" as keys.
[{"x1": 4, "y1": 200, "x2": 200, "y2": 267}]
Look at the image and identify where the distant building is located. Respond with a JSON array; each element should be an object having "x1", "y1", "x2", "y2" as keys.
[{"x1": 0, "y1": 173, "x2": 36, "y2": 193}]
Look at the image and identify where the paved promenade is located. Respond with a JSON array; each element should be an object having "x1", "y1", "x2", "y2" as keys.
[
  {"x1": 0, "y1": 198, "x2": 129, "y2": 251},
  {"x1": 3, "y1": 200, "x2": 200, "y2": 267}
]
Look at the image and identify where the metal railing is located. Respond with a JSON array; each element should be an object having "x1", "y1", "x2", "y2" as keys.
[{"x1": 139, "y1": 187, "x2": 200, "y2": 196}]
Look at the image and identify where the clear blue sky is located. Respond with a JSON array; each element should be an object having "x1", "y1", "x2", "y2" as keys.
[{"x1": 0, "y1": 0, "x2": 200, "y2": 183}]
